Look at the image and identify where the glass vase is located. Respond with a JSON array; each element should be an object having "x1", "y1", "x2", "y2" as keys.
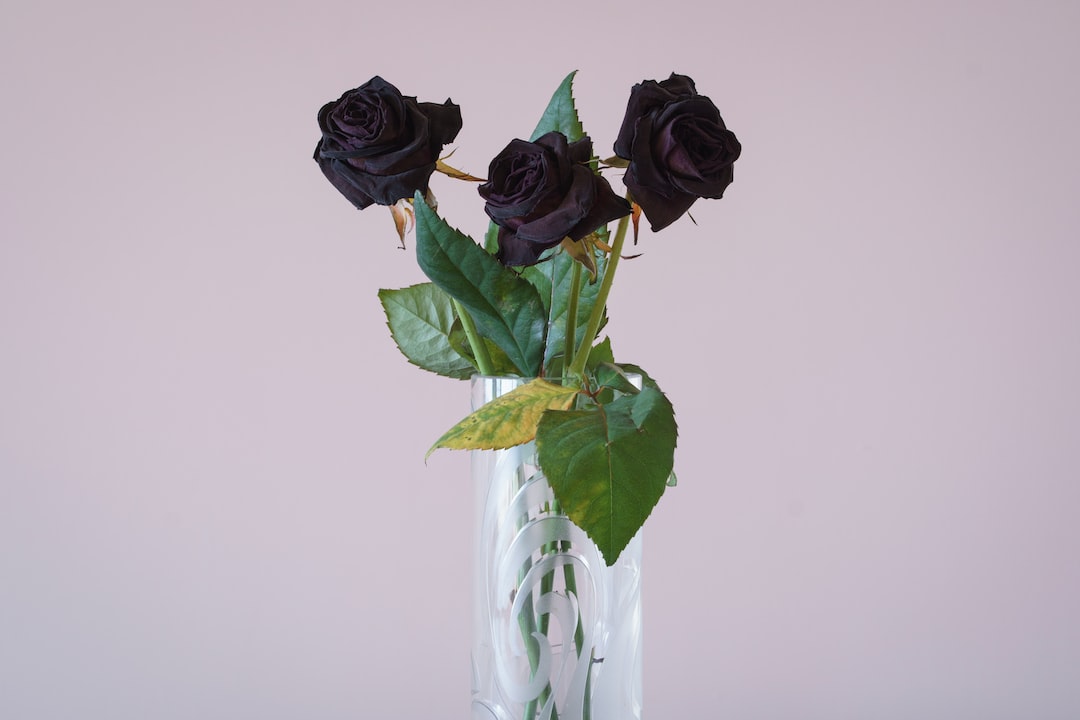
[{"x1": 470, "y1": 375, "x2": 644, "y2": 720}]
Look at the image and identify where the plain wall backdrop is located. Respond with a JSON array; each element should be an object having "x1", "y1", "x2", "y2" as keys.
[{"x1": 2, "y1": 0, "x2": 1079, "y2": 718}]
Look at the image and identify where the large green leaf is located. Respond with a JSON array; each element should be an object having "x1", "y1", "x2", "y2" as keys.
[
  {"x1": 536, "y1": 385, "x2": 677, "y2": 565},
  {"x1": 413, "y1": 194, "x2": 547, "y2": 376},
  {"x1": 523, "y1": 245, "x2": 607, "y2": 372},
  {"x1": 531, "y1": 70, "x2": 585, "y2": 143},
  {"x1": 378, "y1": 283, "x2": 476, "y2": 379},
  {"x1": 427, "y1": 379, "x2": 579, "y2": 457}
]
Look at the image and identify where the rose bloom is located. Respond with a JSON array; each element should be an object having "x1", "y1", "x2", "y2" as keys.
[
  {"x1": 314, "y1": 76, "x2": 462, "y2": 209},
  {"x1": 614, "y1": 73, "x2": 741, "y2": 231},
  {"x1": 480, "y1": 132, "x2": 631, "y2": 267}
]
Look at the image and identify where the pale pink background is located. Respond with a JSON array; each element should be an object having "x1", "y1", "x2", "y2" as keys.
[{"x1": 3, "y1": 0, "x2": 1079, "y2": 717}]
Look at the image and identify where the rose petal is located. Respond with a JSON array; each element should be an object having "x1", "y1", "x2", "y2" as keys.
[
  {"x1": 515, "y1": 164, "x2": 597, "y2": 243},
  {"x1": 613, "y1": 73, "x2": 697, "y2": 159},
  {"x1": 416, "y1": 99, "x2": 464, "y2": 146},
  {"x1": 571, "y1": 175, "x2": 633, "y2": 241},
  {"x1": 624, "y1": 164, "x2": 697, "y2": 232},
  {"x1": 314, "y1": 149, "x2": 378, "y2": 209},
  {"x1": 495, "y1": 225, "x2": 551, "y2": 267}
]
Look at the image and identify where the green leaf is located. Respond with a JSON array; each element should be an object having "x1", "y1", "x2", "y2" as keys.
[
  {"x1": 413, "y1": 194, "x2": 547, "y2": 376},
  {"x1": 536, "y1": 385, "x2": 677, "y2": 565},
  {"x1": 483, "y1": 221, "x2": 500, "y2": 254},
  {"x1": 611, "y1": 363, "x2": 660, "y2": 391},
  {"x1": 378, "y1": 283, "x2": 476, "y2": 379},
  {"x1": 586, "y1": 337, "x2": 614, "y2": 369},
  {"x1": 531, "y1": 70, "x2": 585, "y2": 143},
  {"x1": 592, "y1": 361, "x2": 641, "y2": 395},
  {"x1": 523, "y1": 246, "x2": 607, "y2": 373},
  {"x1": 428, "y1": 379, "x2": 579, "y2": 457},
  {"x1": 590, "y1": 354, "x2": 640, "y2": 405}
]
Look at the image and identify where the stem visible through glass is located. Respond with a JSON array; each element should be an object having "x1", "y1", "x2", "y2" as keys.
[{"x1": 513, "y1": 458, "x2": 576, "y2": 720}]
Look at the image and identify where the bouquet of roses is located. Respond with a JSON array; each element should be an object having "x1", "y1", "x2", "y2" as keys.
[{"x1": 315, "y1": 71, "x2": 740, "y2": 565}]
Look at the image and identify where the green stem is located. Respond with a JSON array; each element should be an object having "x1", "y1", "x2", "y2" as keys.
[
  {"x1": 518, "y1": 580, "x2": 541, "y2": 720},
  {"x1": 516, "y1": 485, "x2": 559, "y2": 720},
  {"x1": 538, "y1": 501, "x2": 555, "y2": 636},
  {"x1": 552, "y1": 498, "x2": 585, "y2": 657},
  {"x1": 562, "y1": 547, "x2": 585, "y2": 656},
  {"x1": 567, "y1": 209, "x2": 631, "y2": 378},
  {"x1": 521, "y1": 568, "x2": 560, "y2": 720},
  {"x1": 515, "y1": 484, "x2": 542, "y2": 720},
  {"x1": 452, "y1": 297, "x2": 495, "y2": 375},
  {"x1": 563, "y1": 259, "x2": 582, "y2": 373}
]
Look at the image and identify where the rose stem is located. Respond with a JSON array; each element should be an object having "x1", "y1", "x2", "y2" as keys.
[
  {"x1": 557, "y1": 256, "x2": 586, "y2": 655},
  {"x1": 550, "y1": 256, "x2": 586, "y2": 654},
  {"x1": 542, "y1": 248, "x2": 577, "y2": 634},
  {"x1": 451, "y1": 297, "x2": 495, "y2": 375},
  {"x1": 538, "y1": 500, "x2": 555, "y2": 636},
  {"x1": 517, "y1": 568, "x2": 542, "y2": 720},
  {"x1": 562, "y1": 259, "x2": 582, "y2": 373},
  {"x1": 552, "y1": 498, "x2": 585, "y2": 656},
  {"x1": 566, "y1": 206, "x2": 631, "y2": 378},
  {"x1": 515, "y1": 474, "x2": 543, "y2": 720}
]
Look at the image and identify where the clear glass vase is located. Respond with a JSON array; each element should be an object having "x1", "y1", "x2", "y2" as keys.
[{"x1": 470, "y1": 376, "x2": 644, "y2": 720}]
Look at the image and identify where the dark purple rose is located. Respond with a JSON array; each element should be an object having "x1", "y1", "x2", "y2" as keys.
[
  {"x1": 480, "y1": 132, "x2": 631, "y2": 267},
  {"x1": 614, "y1": 73, "x2": 741, "y2": 231},
  {"x1": 314, "y1": 76, "x2": 463, "y2": 209}
]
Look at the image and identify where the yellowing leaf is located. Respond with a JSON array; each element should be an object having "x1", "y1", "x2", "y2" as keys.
[{"x1": 427, "y1": 379, "x2": 579, "y2": 458}]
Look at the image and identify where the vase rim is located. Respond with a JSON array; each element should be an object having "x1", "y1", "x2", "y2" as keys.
[{"x1": 469, "y1": 372, "x2": 642, "y2": 381}]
